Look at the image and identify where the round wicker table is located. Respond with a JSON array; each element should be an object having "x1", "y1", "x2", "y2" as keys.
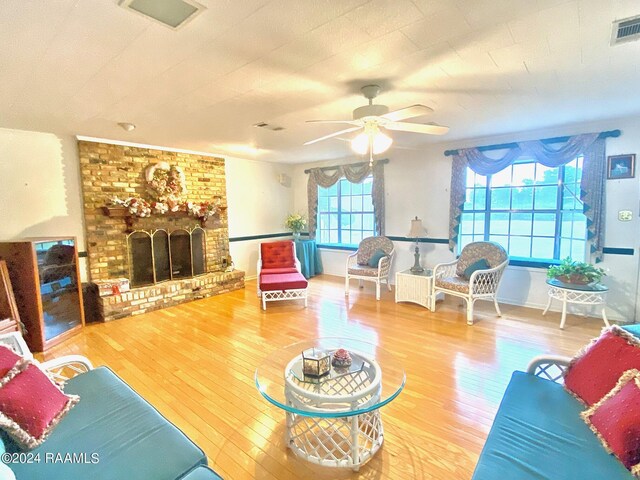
[
  {"x1": 543, "y1": 278, "x2": 609, "y2": 330},
  {"x1": 255, "y1": 338, "x2": 405, "y2": 471}
]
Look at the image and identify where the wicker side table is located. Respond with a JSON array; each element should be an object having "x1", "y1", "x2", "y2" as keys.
[{"x1": 542, "y1": 279, "x2": 609, "y2": 330}]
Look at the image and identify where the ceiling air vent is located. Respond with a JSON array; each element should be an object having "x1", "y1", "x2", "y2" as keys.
[
  {"x1": 118, "y1": 0, "x2": 205, "y2": 30},
  {"x1": 611, "y1": 15, "x2": 640, "y2": 45},
  {"x1": 253, "y1": 122, "x2": 285, "y2": 132}
]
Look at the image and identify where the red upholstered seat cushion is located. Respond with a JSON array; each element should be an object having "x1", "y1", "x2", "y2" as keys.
[
  {"x1": 565, "y1": 326, "x2": 640, "y2": 405},
  {"x1": 581, "y1": 369, "x2": 640, "y2": 473},
  {"x1": 261, "y1": 241, "x2": 296, "y2": 269},
  {"x1": 259, "y1": 272, "x2": 308, "y2": 291},
  {"x1": 260, "y1": 267, "x2": 299, "y2": 275}
]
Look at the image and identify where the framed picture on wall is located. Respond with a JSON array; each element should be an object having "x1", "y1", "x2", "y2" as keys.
[{"x1": 607, "y1": 154, "x2": 636, "y2": 179}]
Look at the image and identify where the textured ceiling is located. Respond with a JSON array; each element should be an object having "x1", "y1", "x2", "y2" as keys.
[{"x1": 1, "y1": 0, "x2": 640, "y2": 163}]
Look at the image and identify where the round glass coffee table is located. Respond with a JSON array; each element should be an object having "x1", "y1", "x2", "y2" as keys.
[{"x1": 255, "y1": 338, "x2": 405, "y2": 471}]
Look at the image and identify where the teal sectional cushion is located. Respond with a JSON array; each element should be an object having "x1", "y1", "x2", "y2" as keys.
[
  {"x1": 179, "y1": 466, "x2": 223, "y2": 480},
  {"x1": 367, "y1": 249, "x2": 387, "y2": 267},
  {"x1": 463, "y1": 258, "x2": 490, "y2": 279},
  {"x1": 622, "y1": 324, "x2": 640, "y2": 339},
  {"x1": 472, "y1": 371, "x2": 633, "y2": 480},
  {"x1": 8, "y1": 367, "x2": 208, "y2": 480}
]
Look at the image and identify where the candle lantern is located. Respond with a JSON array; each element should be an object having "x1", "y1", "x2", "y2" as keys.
[{"x1": 301, "y1": 348, "x2": 331, "y2": 377}]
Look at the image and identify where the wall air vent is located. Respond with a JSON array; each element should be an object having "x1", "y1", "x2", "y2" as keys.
[
  {"x1": 253, "y1": 122, "x2": 285, "y2": 132},
  {"x1": 611, "y1": 15, "x2": 640, "y2": 45},
  {"x1": 118, "y1": 0, "x2": 205, "y2": 30}
]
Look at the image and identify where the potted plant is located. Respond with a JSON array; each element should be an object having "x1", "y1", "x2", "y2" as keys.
[
  {"x1": 285, "y1": 213, "x2": 306, "y2": 239},
  {"x1": 547, "y1": 257, "x2": 606, "y2": 285}
]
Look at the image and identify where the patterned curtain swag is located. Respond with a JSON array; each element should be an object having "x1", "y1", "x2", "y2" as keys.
[{"x1": 449, "y1": 133, "x2": 607, "y2": 263}]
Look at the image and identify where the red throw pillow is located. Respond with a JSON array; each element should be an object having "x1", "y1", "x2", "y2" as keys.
[
  {"x1": 0, "y1": 345, "x2": 20, "y2": 379},
  {"x1": 564, "y1": 326, "x2": 640, "y2": 405},
  {"x1": 0, "y1": 360, "x2": 79, "y2": 449},
  {"x1": 581, "y1": 369, "x2": 640, "y2": 474}
]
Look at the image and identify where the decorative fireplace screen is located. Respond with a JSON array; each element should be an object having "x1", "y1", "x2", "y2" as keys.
[{"x1": 127, "y1": 227, "x2": 206, "y2": 287}]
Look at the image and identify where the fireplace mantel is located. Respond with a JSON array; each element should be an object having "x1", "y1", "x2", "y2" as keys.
[{"x1": 102, "y1": 206, "x2": 228, "y2": 233}]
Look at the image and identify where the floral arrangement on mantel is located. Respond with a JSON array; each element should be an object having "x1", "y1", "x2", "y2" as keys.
[
  {"x1": 285, "y1": 213, "x2": 306, "y2": 234},
  {"x1": 105, "y1": 161, "x2": 222, "y2": 222}
]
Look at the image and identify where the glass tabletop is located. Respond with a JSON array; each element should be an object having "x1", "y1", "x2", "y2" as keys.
[
  {"x1": 399, "y1": 268, "x2": 433, "y2": 277},
  {"x1": 255, "y1": 338, "x2": 405, "y2": 418},
  {"x1": 546, "y1": 278, "x2": 608, "y2": 291}
]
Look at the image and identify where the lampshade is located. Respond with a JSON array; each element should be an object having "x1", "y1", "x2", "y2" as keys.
[
  {"x1": 408, "y1": 216, "x2": 425, "y2": 238},
  {"x1": 350, "y1": 125, "x2": 393, "y2": 155}
]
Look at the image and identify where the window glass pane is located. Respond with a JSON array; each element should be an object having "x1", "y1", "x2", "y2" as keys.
[
  {"x1": 490, "y1": 188, "x2": 511, "y2": 210},
  {"x1": 351, "y1": 196, "x2": 363, "y2": 212},
  {"x1": 363, "y1": 214, "x2": 374, "y2": 230},
  {"x1": 464, "y1": 189, "x2": 474, "y2": 210},
  {"x1": 562, "y1": 185, "x2": 578, "y2": 210},
  {"x1": 320, "y1": 229, "x2": 329, "y2": 244},
  {"x1": 351, "y1": 231, "x2": 363, "y2": 245},
  {"x1": 363, "y1": 195, "x2": 374, "y2": 210},
  {"x1": 532, "y1": 237, "x2": 555, "y2": 259},
  {"x1": 473, "y1": 188, "x2": 486, "y2": 210},
  {"x1": 319, "y1": 214, "x2": 329, "y2": 230},
  {"x1": 572, "y1": 213, "x2": 587, "y2": 238},
  {"x1": 488, "y1": 235, "x2": 508, "y2": 250},
  {"x1": 512, "y1": 187, "x2": 534, "y2": 210},
  {"x1": 340, "y1": 179, "x2": 350, "y2": 195},
  {"x1": 565, "y1": 163, "x2": 578, "y2": 184},
  {"x1": 511, "y1": 213, "x2": 532, "y2": 236},
  {"x1": 474, "y1": 213, "x2": 485, "y2": 235},
  {"x1": 511, "y1": 163, "x2": 535, "y2": 186},
  {"x1": 341, "y1": 195, "x2": 351, "y2": 212},
  {"x1": 460, "y1": 235, "x2": 474, "y2": 250},
  {"x1": 461, "y1": 213, "x2": 474, "y2": 234},
  {"x1": 468, "y1": 172, "x2": 487, "y2": 187},
  {"x1": 363, "y1": 180, "x2": 372, "y2": 194},
  {"x1": 561, "y1": 212, "x2": 575, "y2": 238},
  {"x1": 535, "y1": 165, "x2": 558, "y2": 185},
  {"x1": 534, "y1": 186, "x2": 557, "y2": 209},
  {"x1": 533, "y1": 213, "x2": 556, "y2": 236},
  {"x1": 318, "y1": 197, "x2": 329, "y2": 212},
  {"x1": 329, "y1": 214, "x2": 338, "y2": 229},
  {"x1": 329, "y1": 231, "x2": 338, "y2": 244},
  {"x1": 490, "y1": 213, "x2": 509, "y2": 234},
  {"x1": 491, "y1": 168, "x2": 512, "y2": 187},
  {"x1": 559, "y1": 238, "x2": 571, "y2": 259},
  {"x1": 329, "y1": 196, "x2": 338, "y2": 212},
  {"x1": 571, "y1": 240, "x2": 586, "y2": 261},
  {"x1": 352, "y1": 214, "x2": 362, "y2": 230},
  {"x1": 328, "y1": 183, "x2": 338, "y2": 195},
  {"x1": 319, "y1": 187, "x2": 328, "y2": 198},
  {"x1": 352, "y1": 182, "x2": 363, "y2": 195},
  {"x1": 510, "y1": 236, "x2": 531, "y2": 257}
]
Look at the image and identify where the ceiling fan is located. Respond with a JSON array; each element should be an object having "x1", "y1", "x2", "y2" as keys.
[{"x1": 304, "y1": 84, "x2": 449, "y2": 161}]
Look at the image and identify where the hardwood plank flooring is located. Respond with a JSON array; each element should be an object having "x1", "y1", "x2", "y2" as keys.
[{"x1": 47, "y1": 274, "x2": 605, "y2": 479}]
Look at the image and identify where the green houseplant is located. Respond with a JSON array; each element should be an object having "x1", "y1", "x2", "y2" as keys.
[{"x1": 547, "y1": 257, "x2": 606, "y2": 285}]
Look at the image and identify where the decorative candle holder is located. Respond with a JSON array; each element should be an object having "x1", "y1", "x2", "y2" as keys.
[{"x1": 302, "y1": 348, "x2": 331, "y2": 377}]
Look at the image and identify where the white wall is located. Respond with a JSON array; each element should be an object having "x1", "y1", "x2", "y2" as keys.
[
  {"x1": 0, "y1": 127, "x2": 88, "y2": 278},
  {"x1": 225, "y1": 158, "x2": 294, "y2": 278},
  {"x1": 291, "y1": 116, "x2": 640, "y2": 323}
]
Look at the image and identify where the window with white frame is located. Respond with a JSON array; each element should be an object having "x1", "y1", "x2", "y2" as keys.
[
  {"x1": 317, "y1": 176, "x2": 375, "y2": 246},
  {"x1": 459, "y1": 156, "x2": 587, "y2": 262}
]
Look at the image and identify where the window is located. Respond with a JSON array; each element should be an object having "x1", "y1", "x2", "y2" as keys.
[
  {"x1": 460, "y1": 157, "x2": 587, "y2": 262},
  {"x1": 317, "y1": 176, "x2": 375, "y2": 246}
]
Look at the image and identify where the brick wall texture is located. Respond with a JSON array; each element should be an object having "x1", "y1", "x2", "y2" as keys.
[{"x1": 78, "y1": 140, "x2": 231, "y2": 281}]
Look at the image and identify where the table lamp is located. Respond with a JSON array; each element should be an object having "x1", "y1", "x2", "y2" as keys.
[{"x1": 408, "y1": 216, "x2": 425, "y2": 273}]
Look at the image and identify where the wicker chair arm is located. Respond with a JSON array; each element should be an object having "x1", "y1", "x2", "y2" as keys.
[
  {"x1": 526, "y1": 355, "x2": 572, "y2": 384},
  {"x1": 41, "y1": 355, "x2": 94, "y2": 383},
  {"x1": 433, "y1": 260, "x2": 458, "y2": 279},
  {"x1": 377, "y1": 249, "x2": 394, "y2": 276},
  {"x1": 469, "y1": 259, "x2": 509, "y2": 294}
]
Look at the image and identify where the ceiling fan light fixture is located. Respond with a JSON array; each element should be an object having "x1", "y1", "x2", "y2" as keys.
[
  {"x1": 350, "y1": 132, "x2": 370, "y2": 155},
  {"x1": 372, "y1": 131, "x2": 392, "y2": 154}
]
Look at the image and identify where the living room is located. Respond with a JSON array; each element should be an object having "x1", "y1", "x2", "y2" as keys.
[{"x1": 0, "y1": 1, "x2": 640, "y2": 479}]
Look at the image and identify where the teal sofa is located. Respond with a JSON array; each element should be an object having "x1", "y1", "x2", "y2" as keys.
[
  {"x1": 472, "y1": 325, "x2": 640, "y2": 480},
  {"x1": 3, "y1": 366, "x2": 222, "y2": 480}
]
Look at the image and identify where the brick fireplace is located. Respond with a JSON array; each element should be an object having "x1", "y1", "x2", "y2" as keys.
[{"x1": 78, "y1": 139, "x2": 244, "y2": 321}]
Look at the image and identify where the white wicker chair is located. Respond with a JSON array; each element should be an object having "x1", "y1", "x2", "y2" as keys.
[
  {"x1": 345, "y1": 236, "x2": 395, "y2": 301},
  {"x1": 432, "y1": 241, "x2": 508, "y2": 325}
]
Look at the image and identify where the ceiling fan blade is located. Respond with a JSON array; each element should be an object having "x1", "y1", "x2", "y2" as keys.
[
  {"x1": 306, "y1": 119, "x2": 361, "y2": 125},
  {"x1": 381, "y1": 104, "x2": 433, "y2": 122},
  {"x1": 384, "y1": 121, "x2": 449, "y2": 135},
  {"x1": 304, "y1": 126, "x2": 362, "y2": 145}
]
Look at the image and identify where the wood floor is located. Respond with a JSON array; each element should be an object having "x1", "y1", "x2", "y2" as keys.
[{"x1": 47, "y1": 274, "x2": 604, "y2": 480}]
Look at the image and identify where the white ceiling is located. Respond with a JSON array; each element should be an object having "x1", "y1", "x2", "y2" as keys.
[{"x1": 1, "y1": 0, "x2": 640, "y2": 163}]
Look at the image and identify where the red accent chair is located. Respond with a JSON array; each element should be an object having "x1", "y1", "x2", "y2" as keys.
[{"x1": 257, "y1": 241, "x2": 308, "y2": 310}]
